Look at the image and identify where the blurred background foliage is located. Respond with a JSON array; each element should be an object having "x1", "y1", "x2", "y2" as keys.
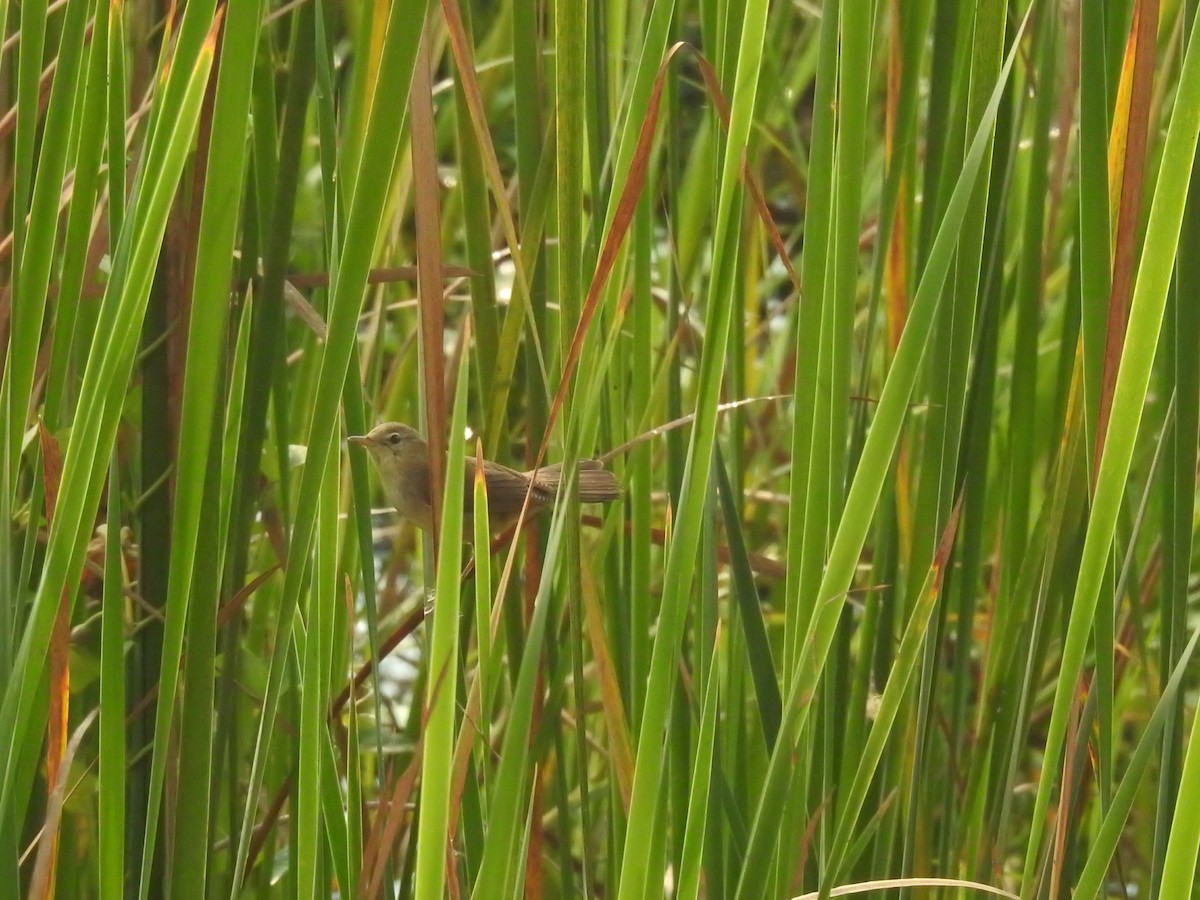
[{"x1": 2, "y1": 0, "x2": 1200, "y2": 897}]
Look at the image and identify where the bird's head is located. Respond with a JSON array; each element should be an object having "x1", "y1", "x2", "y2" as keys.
[{"x1": 348, "y1": 422, "x2": 426, "y2": 463}]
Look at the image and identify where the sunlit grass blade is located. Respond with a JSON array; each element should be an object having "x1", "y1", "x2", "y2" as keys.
[
  {"x1": 228, "y1": 2, "x2": 433, "y2": 886},
  {"x1": 0, "y1": 21, "x2": 217, "y2": 828},
  {"x1": 1019, "y1": 11, "x2": 1200, "y2": 893},
  {"x1": 12, "y1": 0, "x2": 91, "y2": 441},
  {"x1": 144, "y1": 2, "x2": 263, "y2": 891},
  {"x1": 616, "y1": 0, "x2": 770, "y2": 893},
  {"x1": 736, "y1": 16, "x2": 1026, "y2": 895},
  {"x1": 1160, "y1": 680, "x2": 1200, "y2": 894},
  {"x1": 9, "y1": 0, "x2": 48, "y2": 295},
  {"x1": 105, "y1": 0, "x2": 127, "y2": 242},
  {"x1": 784, "y1": 0, "x2": 839, "y2": 679},
  {"x1": 414, "y1": 330, "x2": 470, "y2": 898},
  {"x1": 295, "y1": 450, "x2": 340, "y2": 897},
  {"x1": 471, "y1": 518, "x2": 564, "y2": 898},
  {"x1": 3, "y1": 0, "x2": 91, "y2": 480},
  {"x1": 674, "y1": 624, "x2": 721, "y2": 900}
]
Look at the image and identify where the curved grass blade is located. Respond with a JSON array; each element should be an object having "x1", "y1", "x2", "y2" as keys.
[
  {"x1": 821, "y1": 496, "x2": 963, "y2": 895},
  {"x1": 0, "y1": 22, "x2": 218, "y2": 828},
  {"x1": 735, "y1": 13, "x2": 1028, "y2": 896},
  {"x1": 227, "y1": 2, "x2": 433, "y2": 888},
  {"x1": 3, "y1": 0, "x2": 91, "y2": 478},
  {"x1": 1073, "y1": 627, "x2": 1200, "y2": 896},
  {"x1": 141, "y1": 2, "x2": 264, "y2": 892},
  {"x1": 470, "y1": 516, "x2": 564, "y2": 898},
  {"x1": 615, "y1": 0, "x2": 771, "y2": 893},
  {"x1": 1019, "y1": 11, "x2": 1200, "y2": 894}
]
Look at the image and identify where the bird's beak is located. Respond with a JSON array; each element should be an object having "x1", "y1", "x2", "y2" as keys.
[{"x1": 348, "y1": 435, "x2": 372, "y2": 447}]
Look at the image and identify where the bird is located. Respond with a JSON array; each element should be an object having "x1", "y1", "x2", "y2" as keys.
[{"x1": 348, "y1": 422, "x2": 621, "y2": 538}]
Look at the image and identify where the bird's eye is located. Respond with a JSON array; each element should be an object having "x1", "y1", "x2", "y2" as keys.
[{"x1": 389, "y1": 433, "x2": 401, "y2": 445}]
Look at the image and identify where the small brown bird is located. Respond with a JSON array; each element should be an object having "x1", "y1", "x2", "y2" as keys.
[{"x1": 349, "y1": 422, "x2": 621, "y2": 537}]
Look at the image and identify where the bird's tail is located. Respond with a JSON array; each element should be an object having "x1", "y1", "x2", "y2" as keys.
[{"x1": 530, "y1": 460, "x2": 621, "y2": 503}]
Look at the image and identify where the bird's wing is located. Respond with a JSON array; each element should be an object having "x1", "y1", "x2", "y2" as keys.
[
  {"x1": 529, "y1": 460, "x2": 619, "y2": 503},
  {"x1": 470, "y1": 459, "x2": 555, "y2": 517}
]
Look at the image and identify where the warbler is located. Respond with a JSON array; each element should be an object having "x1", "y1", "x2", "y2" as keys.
[{"x1": 349, "y1": 422, "x2": 620, "y2": 537}]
